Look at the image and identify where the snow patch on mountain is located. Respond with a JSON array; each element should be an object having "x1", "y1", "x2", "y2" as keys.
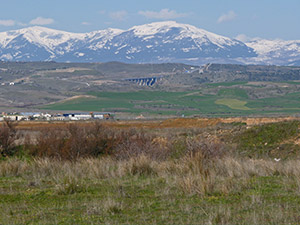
[
  {"x1": 130, "y1": 21, "x2": 240, "y2": 48},
  {"x1": 243, "y1": 38, "x2": 300, "y2": 65},
  {"x1": 247, "y1": 38, "x2": 300, "y2": 56},
  {"x1": 86, "y1": 28, "x2": 124, "y2": 50},
  {"x1": 0, "y1": 26, "x2": 85, "y2": 50}
]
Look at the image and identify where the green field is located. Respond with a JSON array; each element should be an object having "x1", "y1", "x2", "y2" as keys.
[
  {"x1": 217, "y1": 88, "x2": 249, "y2": 99},
  {"x1": 42, "y1": 84, "x2": 300, "y2": 116},
  {"x1": 207, "y1": 81, "x2": 248, "y2": 87},
  {"x1": 43, "y1": 91, "x2": 248, "y2": 116},
  {"x1": 215, "y1": 98, "x2": 250, "y2": 110}
]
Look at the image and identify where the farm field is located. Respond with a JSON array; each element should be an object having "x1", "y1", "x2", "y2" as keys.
[
  {"x1": 215, "y1": 98, "x2": 250, "y2": 110},
  {"x1": 43, "y1": 81, "x2": 300, "y2": 117},
  {"x1": 2, "y1": 118, "x2": 300, "y2": 224},
  {"x1": 1, "y1": 61, "x2": 300, "y2": 114}
]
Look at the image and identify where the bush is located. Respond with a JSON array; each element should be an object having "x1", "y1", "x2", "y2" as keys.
[
  {"x1": 236, "y1": 121, "x2": 300, "y2": 158},
  {"x1": 113, "y1": 129, "x2": 171, "y2": 160},
  {"x1": 0, "y1": 120, "x2": 19, "y2": 157},
  {"x1": 25, "y1": 122, "x2": 229, "y2": 162},
  {"x1": 28, "y1": 122, "x2": 116, "y2": 160},
  {"x1": 185, "y1": 136, "x2": 227, "y2": 160}
]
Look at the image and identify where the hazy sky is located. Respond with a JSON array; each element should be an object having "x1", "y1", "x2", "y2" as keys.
[{"x1": 0, "y1": 0, "x2": 299, "y2": 40}]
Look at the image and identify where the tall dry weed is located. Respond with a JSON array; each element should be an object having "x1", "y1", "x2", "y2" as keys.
[
  {"x1": 0, "y1": 158, "x2": 28, "y2": 176},
  {"x1": 113, "y1": 129, "x2": 171, "y2": 160},
  {"x1": 124, "y1": 155, "x2": 158, "y2": 176}
]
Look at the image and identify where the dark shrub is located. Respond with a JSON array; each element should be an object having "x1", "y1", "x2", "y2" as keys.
[
  {"x1": 236, "y1": 121, "x2": 300, "y2": 158},
  {"x1": 0, "y1": 120, "x2": 19, "y2": 157},
  {"x1": 29, "y1": 122, "x2": 115, "y2": 160},
  {"x1": 113, "y1": 129, "x2": 171, "y2": 160}
]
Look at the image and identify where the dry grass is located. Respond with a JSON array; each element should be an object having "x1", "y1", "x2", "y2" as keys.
[
  {"x1": 2, "y1": 155, "x2": 300, "y2": 224},
  {"x1": 12, "y1": 116, "x2": 300, "y2": 130},
  {"x1": 2, "y1": 120, "x2": 300, "y2": 223},
  {"x1": 2, "y1": 155, "x2": 300, "y2": 195}
]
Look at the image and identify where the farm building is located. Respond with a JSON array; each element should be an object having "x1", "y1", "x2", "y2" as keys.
[
  {"x1": 3, "y1": 115, "x2": 28, "y2": 121},
  {"x1": 0, "y1": 112, "x2": 112, "y2": 121},
  {"x1": 50, "y1": 114, "x2": 65, "y2": 121},
  {"x1": 1, "y1": 112, "x2": 28, "y2": 121},
  {"x1": 93, "y1": 113, "x2": 104, "y2": 119},
  {"x1": 63, "y1": 113, "x2": 92, "y2": 120},
  {"x1": 20, "y1": 112, "x2": 43, "y2": 120},
  {"x1": 62, "y1": 112, "x2": 111, "y2": 120},
  {"x1": 93, "y1": 112, "x2": 111, "y2": 120},
  {"x1": 1, "y1": 112, "x2": 52, "y2": 121}
]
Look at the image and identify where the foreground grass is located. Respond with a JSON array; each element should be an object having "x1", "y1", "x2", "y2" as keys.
[
  {"x1": 2, "y1": 156, "x2": 300, "y2": 224},
  {"x1": 2, "y1": 120, "x2": 300, "y2": 224}
]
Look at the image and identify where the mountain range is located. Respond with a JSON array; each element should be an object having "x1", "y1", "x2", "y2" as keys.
[{"x1": 0, "y1": 21, "x2": 299, "y2": 66}]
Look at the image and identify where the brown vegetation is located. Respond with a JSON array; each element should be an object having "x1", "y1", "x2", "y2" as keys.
[
  {"x1": 2, "y1": 119, "x2": 300, "y2": 224},
  {"x1": 0, "y1": 119, "x2": 19, "y2": 157},
  {"x1": 12, "y1": 116, "x2": 300, "y2": 130},
  {"x1": 2, "y1": 153, "x2": 300, "y2": 200},
  {"x1": 27, "y1": 122, "x2": 116, "y2": 160},
  {"x1": 15, "y1": 119, "x2": 233, "y2": 162}
]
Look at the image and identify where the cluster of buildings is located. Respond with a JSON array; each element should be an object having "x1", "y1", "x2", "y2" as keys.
[{"x1": 0, "y1": 112, "x2": 111, "y2": 121}]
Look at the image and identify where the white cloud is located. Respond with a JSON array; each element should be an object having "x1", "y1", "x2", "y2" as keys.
[
  {"x1": 109, "y1": 11, "x2": 128, "y2": 21},
  {"x1": 235, "y1": 34, "x2": 261, "y2": 43},
  {"x1": 17, "y1": 22, "x2": 27, "y2": 27},
  {"x1": 29, "y1": 17, "x2": 54, "y2": 25},
  {"x1": 81, "y1": 22, "x2": 91, "y2": 26},
  {"x1": 0, "y1": 19, "x2": 15, "y2": 26},
  {"x1": 138, "y1": 9, "x2": 187, "y2": 20},
  {"x1": 217, "y1": 11, "x2": 237, "y2": 23},
  {"x1": 235, "y1": 34, "x2": 251, "y2": 42}
]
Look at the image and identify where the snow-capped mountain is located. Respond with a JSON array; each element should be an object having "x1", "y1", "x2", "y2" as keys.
[
  {"x1": 244, "y1": 39, "x2": 300, "y2": 66},
  {"x1": 0, "y1": 21, "x2": 299, "y2": 65},
  {"x1": 0, "y1": 26, "x2": 123, "y2": 61},
  {"x1": 96, "y1": 21, "x2": 256, "y2": 63}
]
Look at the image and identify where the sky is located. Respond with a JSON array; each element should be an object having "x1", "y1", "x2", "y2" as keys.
[{"x1": 0, "y1": 0, "x2": 299, "y2": 41}]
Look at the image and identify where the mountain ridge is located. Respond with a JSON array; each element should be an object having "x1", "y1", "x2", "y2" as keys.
[{"x1": 0, "y1": 21, "x2": 299, "y2": 65}]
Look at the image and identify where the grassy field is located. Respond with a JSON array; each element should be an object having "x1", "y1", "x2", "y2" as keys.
[
  {"x1": 2, "y1": 120, "x2": 300, "y2": 224},
  {"x1": 2, "y1": 157, "x2": 300, "y2": 224},
  {"x1": 215, "y1": 98, "x2": 250, "y2": 110},
  {"x1": 217, "y1": 88, "x2": 249, "y2": 99},
  {"x1": 42, "y1": 87, "x2": 300, "y2": 117},
  {"x1": 43, "y1": 91, "x2": 230, "y2": 116},
  {"x1": 206, "y1": 81, "x2": 248, "y2": 87}
]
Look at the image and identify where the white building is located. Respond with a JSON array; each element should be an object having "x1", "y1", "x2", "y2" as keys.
[
  {"x1": 68, "y1": 113, "x2": 92, "y2": 120},
  {"x1": 93, "y1": 114, "x2": 104, "y2": 119}
]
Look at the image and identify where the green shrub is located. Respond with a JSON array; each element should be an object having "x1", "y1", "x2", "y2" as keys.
[{"x1": 236, "y1": 121, "x2": 300, "y2": 158}]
